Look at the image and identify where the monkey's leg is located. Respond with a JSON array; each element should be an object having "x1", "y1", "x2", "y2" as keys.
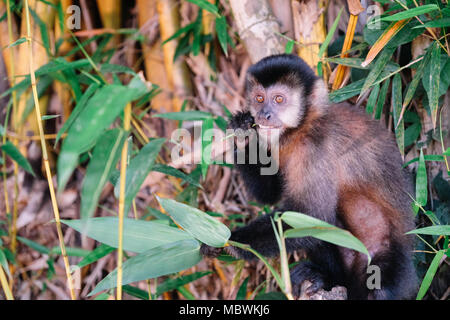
[
  {"x1": 362, "y1": 242, "x2": 417, "y2": 300},
  {"x1": 291, "y1": 243, "x2": 347, "y2": 297}
]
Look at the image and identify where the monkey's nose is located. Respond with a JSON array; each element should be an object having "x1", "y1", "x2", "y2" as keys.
[{"x1": 264, "y1": 112, "x2": 272, "y2": 120}]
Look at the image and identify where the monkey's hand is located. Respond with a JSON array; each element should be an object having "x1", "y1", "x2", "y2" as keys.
[
  {"x1": 228, "y1": 111, "x2": 255, "y2": 131},
  {"x1": 200, "y1": 243, "x2": 223, "y2": 258}
]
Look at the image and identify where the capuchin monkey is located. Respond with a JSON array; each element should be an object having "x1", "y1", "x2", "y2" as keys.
[{"x1": 201, "y1": 54, "x2": 418, "y2": 300}]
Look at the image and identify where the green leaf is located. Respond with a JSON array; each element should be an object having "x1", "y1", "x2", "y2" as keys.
[
  {"x1": 50, "y1": 246, "x2": 90, "y2": 257},
  {"x1": 89, "y1": 239, "x2": 202, "y2": 296},
  {"x1": 285, "y1": 40, "x2": 295, "y2": 54},
  {"x1": 375, "y1": 78, "x2": 390, "y2": 120},
  {"x1": 76, "y1": 244, "x2": 115, "y2": 269},
  {"x1": 42, "y1": 115, "x2": 60, "y2": 121},
  {"x1": 0, "y1": 249, "x2": 11, "y2": 278},
  {"x1": 153, "y1": 111, "x2": 213, "y2": 121},
  {"x1": 414, "y1": 149, "x2": 428, "y2": 214},
  {"x1": 236, "y1": 276, "x2": 250, "y2": 300},
  {"x1": 360, "y1": 47, "x2": 395, "y2": 98},
  {"x1": 57, "y1": 83, "x2": 146, "y2": 192},
  {"x1": 152, "y1": 163, "x2": 203, "y2": 189},
  {"x1": 7, "y1": 37, "x2": 26, "y2": 48},
  {"x1": 61, "y1": 217, "x2": 193, "y2": 253},
  {"x1": 426, "y1": 42, "x2": 441, "y2": 127},
  {"x1": 416, "y1": 250, "x2": 445, "y2": 300},
  {"x1": 392, "y1": 74, "x2": 404, "y2": 157},
  {"x1": 55, "y1": 83, "x2": 99, "y2": 146},
  {"x1": 406, "y1": 225, "x2": 450, "y2": 236},
  {"x1": 157, "y1": 197, "x2": 230, "y2": 247},
  {"x1": 366, "y1": 84, "x2": 380, "y2": 115},
  {"x1": 1, "y1": 142, "x2": 35, "y2": 177},
  {"x1": 155, "y1": 271, "x2": 212, "y2": 297},
  {"x1": 318, "y1": 8, "x2": 343, "y2": 58},
  {"x1": 403, "y1": 154, "x2": 444, "y2": 168},
  {"x1": 114, "y1": 138, "x2": 165, "y2": 215},
  {"x1": 81, "y1": 129, "x2": 127, "y2": 219},
  {"x1": 186, "y1": 0, "x2": 219, "y2": 16},
  {"x1": 403, "y1": 49, "x2": 431, "y2": 109},
  {"x1": 201, "y1": 117, "x2": 214, "y2": 178},
  {"x1": 380, "y1": 4, "x2": 439, "y2": 22},
  {"x1": 412, "y1": 17, "x2": 450, "y2": 29},
  {"x1": 329, "y1": 79, "x2": 364, "y2": 103},
  {"x1": 216, "y1": 15, "x2": 229, "y2": 56},
  {"x1": 17, "y1": 236, "x2": 50, "y2": 255},
  {"x1": 281, "y1": 212, "x2": 371, "y2": 263}
]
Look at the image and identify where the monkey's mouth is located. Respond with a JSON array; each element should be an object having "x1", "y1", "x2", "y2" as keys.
[{"x1": 257, "y1": 124, "x2": 282, "y2": 130}]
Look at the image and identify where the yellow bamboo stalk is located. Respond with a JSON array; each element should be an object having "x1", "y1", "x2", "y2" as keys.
[
  {"x1": 24, "y1": 0, "x2": 76, "y2": 300},
  {"x1": 157, "y1": 0, "x2": 192, "y2": 112},
  {"x1": 117, "y1": 103, "x2": 132, "y2": 300},
  {"x1": 292, "y1": 0, "x2": 327, "y2": 72},
  {"x1": 0, "y1": 265, "x2": 13, "y2": 300},
  {"x1": 96, "y1": 0, "x2": 122, "y2": 48},
  {"x1": 332, "y1": 0, "x2": 364, "y2": 90},
  {"x1": 136, "y1": 0, "x2": 172, "y2": 113},
  {"x1": 54, "y1": 0, "x2": 74, "y2": 121}
]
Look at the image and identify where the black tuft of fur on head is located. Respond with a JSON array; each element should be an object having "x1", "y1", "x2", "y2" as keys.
[{"x1": 246, "y1": 54, "x2": 318, "y2": 96}]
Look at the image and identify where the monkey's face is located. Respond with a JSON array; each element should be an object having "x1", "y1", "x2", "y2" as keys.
[{"x1": 246, "y1": 77, "x2": 304, "y2": 135}]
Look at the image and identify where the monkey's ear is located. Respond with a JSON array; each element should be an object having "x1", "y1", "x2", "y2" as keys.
[{"x1": 309, "y1": 79, "x2": 330, "y2": 111}]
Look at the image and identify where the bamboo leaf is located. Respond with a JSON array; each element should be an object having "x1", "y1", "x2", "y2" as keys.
[
  {"x1": 0, "y1": 249, "x2": 11, "y2": 278},
  {"x1": 1, "y1": 142, "x2": 35, "y2": 177},
  {"x1": 362, "y1": 20, "x2": 408, "y2": 67},
  {"x1": 402, "y1": 48, "x2": 432, "y2": 110},
  {"x1": 360, "y1": 47, "x2": 396, "y2": 97},
  {"x1": 113, "y1": 138, "x2": 166, "y2": 215},
  {"x1": 153, "y1": 111, "x2": 213, "y2": 121},
  {"x1": 152, "y1": 164, "x2": 203, "y2": 189},
  {"x1": 406, "y1": 225, "x2": 450, "y2": 236},
  {"x1": 157, "y1": 197, "x2": 230, "y2": 247},
  {"x1": 281, "y1": 212, "x2": 371, "y2": 263},
  {"x1": 414, "y1": 149, "x2": 428, "y2": 214},
  {"x1": 412, "y1": 17, "x2": 450, "y2": 29},
  {"x1": 381, "y1": 4, "x2": 439, "y2": 22},
  {"x1": 392, "y1": 74, "x2": 404, "y2": 157},
  {"x1": 318, "y1": 8, "x2": 343, "y2": 58},
  {"x1": 57, "y1": 82, "x2": 147, "y2": 192},
  {"x1": 61, "y1": 217, "x2": 193, "y2": 253},
  {"x1": 89, "y1": 239, "x2": 202, "y2": 296},
  {"x1": 80, "y1": 129, "x2": 127, "y2": 220},
  {"x1": 366, "y1": 84, "x2": 380, "y2": 115},
  {"x1": 426, "y1": 42, "x2": 441, "y2": 128},
  {"x1": 186, "y1": 0, "x2": 219, "y2": 16},
  {"x1": 55, "y1": 83, "x2": 100, "y2": 146},
  {"x1": 201, "y1": 117, "x2": 214, "y2": 178},
  {"x1": 375, "y1": 78, "x2": 390, "y2": 120},
  {"x1": 216, "y1": 15, "x2": 229, "y2": 56},
  {"x1": 416, "y1": 250, "x2": 445, "y2": 300},
  {"x1": 76, "y1": 244, "x2": 115, "y2": 269}
]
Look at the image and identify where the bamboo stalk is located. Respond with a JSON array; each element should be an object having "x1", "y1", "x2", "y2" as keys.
[
  {"x1": 291, "y1": 0, "x2": 327, "y2": 72},
  {"x1": 96, "y1": 0, "x2": 122, "y2": 48},
  {"x1": 332, "y1": 0, "x2": 364, "y2": 90},
  {"x1": 116, "y1": 103, "x2": 132, "y2": 300},
  {"x1": 24, "y1": 0, "x2": 76, "y2": 300},
  {"x1": 157, "y1": 0, "x2": 193, "y2": 112},
  {"x1": 0, "y1": 265, "x2": 13, "y2": 300}
]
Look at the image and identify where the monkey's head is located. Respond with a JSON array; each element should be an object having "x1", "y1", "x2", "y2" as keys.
[{"x1": 245, "y1": 54, "x2": 329, "y2": 136}]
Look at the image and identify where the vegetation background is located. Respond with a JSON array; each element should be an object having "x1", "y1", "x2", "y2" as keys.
[{"x1": 0, "y1": 0, "x2": 449, "y2": 300}]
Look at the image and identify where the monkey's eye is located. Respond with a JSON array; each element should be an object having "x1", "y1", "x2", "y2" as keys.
[
  {"x1": 274, "y1": 95, "x2": 284, "y2": 104},
  {"x1": 255, "y1": 95, "x2": 264, "y2": 103}
]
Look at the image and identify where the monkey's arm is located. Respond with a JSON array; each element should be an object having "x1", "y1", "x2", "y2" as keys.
[{"x1": 230, "y1": 111, "x2": 282, "y2": 205}]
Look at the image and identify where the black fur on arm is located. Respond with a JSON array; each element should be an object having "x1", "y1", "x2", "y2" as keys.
[{"x1": 229, "y1": 111, "x2": 282, "y2": 205}]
